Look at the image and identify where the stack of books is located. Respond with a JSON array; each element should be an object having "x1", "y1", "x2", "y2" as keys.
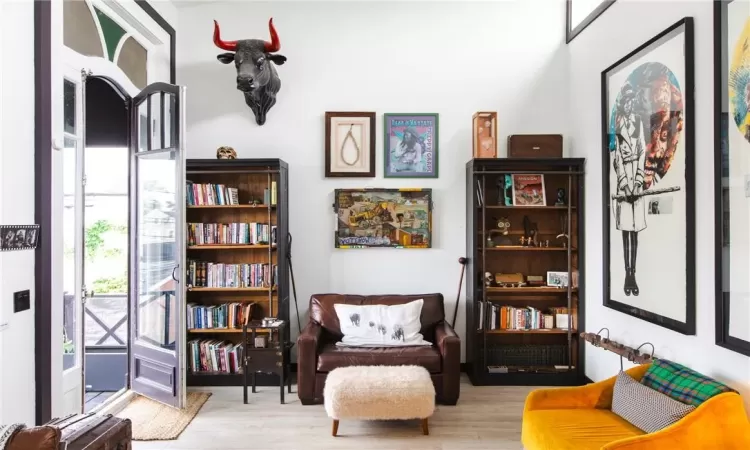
[
  {"x1": 187, "y1": 222, "x2": 276, "y2": 245},
  {"x1": 188, "y1": 339, "x2": 243, "y2": 374},
  {"x1": 187, "y1": 302, "x2": 255, "y2": 329},
  {"x1": 187, "y1": 260, "x2": 278, "y2": 288},
  {"x1": 186, "y1": 182, "x2": 239, "y2": 206}
]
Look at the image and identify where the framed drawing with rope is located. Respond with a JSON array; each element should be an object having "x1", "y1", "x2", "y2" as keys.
[
  {"x1": 384, "y1": 113, "x2": 439, "y2": 178},
  {"x1": 601, "y1": 18, "x2": 696, "y2": 335},
  {"x1": 325, "y1": 111, "x2": 376, "y2": 177}
]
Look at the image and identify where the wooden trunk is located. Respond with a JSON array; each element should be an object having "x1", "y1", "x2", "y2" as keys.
[{"x1": 47, "y1": 414, "x2": 131, "y2": 450}]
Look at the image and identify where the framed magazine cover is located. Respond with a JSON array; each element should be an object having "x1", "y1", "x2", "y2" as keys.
[
  {"x1": 384, "y1": 113, "x2": 438, "y2": 178},
  {"x1": 714, "y1": 0, "x2": 750, "y2": 356},
  {"x1": 601, "y1": 18, "x2": 696, "y2": 334},
  {"x1": 511, "y1": 174, "x2": 546, "y2": 206}
]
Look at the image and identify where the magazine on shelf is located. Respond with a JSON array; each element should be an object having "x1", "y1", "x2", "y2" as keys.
[{"x1": 511, "y1": 174, "x2": 546, "y2": 206}]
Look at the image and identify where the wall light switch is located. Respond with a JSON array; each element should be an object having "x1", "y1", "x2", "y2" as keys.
[
  {"x1": 745, "y1": 174, "x2": 750, "y2": 198},
  {"x1": 13, "y1": 290, "x2": 30, "y2": 313}
]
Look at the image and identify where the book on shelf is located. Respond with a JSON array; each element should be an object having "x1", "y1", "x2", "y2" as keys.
[
  {"x1": 188, "y1": 223, "x2": 277, "y2": 246},
  {"x1": 187, "y1": 259, "x2": 278, "y2": 288},
  {"x1": 187, "y1": 302, "x2": 256, "y2": 330},
  {"x1": 188, "y1": 339, "x2": 243, "y2": 374},
  {"x1": 186, "y1": 181, "x2": 239, "y2": 206},
  {"x1": 262, "y1": 181, "x2": 278, "y2": 206},
  {"x1": 478, "y1": 302, "x2": 569, "y2": 331}
]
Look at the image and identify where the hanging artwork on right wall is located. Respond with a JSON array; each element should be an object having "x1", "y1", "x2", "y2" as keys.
[
  {"x1": 715, "y1": 0, "x2": 750, "y2": 356},
  {"x1": 601, "y1": 17, "x2": 695, "y2": 335}
]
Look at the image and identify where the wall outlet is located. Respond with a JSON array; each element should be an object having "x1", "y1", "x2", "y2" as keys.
[{"x1": 13, "y1": 290, "x2": 30, "y2": 313}]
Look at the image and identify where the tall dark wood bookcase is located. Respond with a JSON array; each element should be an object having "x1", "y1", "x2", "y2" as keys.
[
  {"x1": 185, "y1": 158, "x2": 289, "y2": 387},
  {"x1": 465, "y1": 158, "x2": 585, "y2": 386}
]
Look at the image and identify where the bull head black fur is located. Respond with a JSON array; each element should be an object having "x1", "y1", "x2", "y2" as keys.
[{"x1": 214, "y1": 18, "x2": 286, "y2": 126}]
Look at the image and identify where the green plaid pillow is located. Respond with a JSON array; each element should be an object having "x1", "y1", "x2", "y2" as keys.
[{"x1": 641, "y1": 359, "x2": 735, "y2": 407}]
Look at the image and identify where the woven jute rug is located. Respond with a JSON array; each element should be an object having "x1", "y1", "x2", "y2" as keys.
[{"x1": 116, "y1": 392, "x2": 211, "y2": 440}]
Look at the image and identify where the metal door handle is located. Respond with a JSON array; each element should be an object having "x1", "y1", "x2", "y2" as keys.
[{"x1": 172, "y1": 265, "x2": 179, "y2": 281}]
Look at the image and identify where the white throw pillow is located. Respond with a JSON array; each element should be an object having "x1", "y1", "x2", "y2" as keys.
[{"x1": 333, "y1": 299, "x2": 432, "y2": 347}]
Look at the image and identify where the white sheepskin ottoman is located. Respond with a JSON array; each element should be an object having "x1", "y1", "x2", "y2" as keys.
[{"x1": 323, "y1": 365, "x2": 435, "y2": 436}]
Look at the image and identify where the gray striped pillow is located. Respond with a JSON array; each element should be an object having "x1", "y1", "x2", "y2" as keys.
[{"x1": 612, "y1": 371, "x2": 695, "y2": 433}]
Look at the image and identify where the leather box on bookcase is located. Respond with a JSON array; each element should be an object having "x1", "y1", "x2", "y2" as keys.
[{"x1": 507, "y1": 134, "x2": 563, "y2": 158}]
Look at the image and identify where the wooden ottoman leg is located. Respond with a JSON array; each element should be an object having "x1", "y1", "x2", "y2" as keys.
[
  {"x1": 421, "y1": 418, "x2": 429, "y2": 435},
  {"x1": 332, "y1": 419, "x2": 339, "y2": 437}
]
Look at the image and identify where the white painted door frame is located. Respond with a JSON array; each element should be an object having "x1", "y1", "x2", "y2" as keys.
[{"x1": 50, "y1": 0, "x2": 174, "y2": 418}]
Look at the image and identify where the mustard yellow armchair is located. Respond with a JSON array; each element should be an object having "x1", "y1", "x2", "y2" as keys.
[{"x1": 522, "y1": 364, "x2": 750, "y2": 450}]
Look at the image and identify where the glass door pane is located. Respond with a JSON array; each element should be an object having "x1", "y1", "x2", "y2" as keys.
[
  {"x1": 62, "y1": 69, "x2": 85, "y2": 416},
  {"x1": 136, "y1": 150, "x2": 177, "y2": 348}
]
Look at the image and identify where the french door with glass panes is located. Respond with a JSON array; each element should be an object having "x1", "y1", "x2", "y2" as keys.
[
  {"x1": 129, "y1": 82, "x2": 187, "y2": 408},
  {"x1": 61, "y1": 64, "x2": 86, "y2": 415}
]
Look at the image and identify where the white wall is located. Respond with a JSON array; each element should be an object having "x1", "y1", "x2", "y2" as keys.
[
  {"x1": 0, "y1": 0, "x2": 37, "y2": 426},
  {"x1": 177, "y1": 0, "x2": 570, "y2": 358},
  {"x1": 568, "y1": 0, "x2": 750, "y2": 407}
]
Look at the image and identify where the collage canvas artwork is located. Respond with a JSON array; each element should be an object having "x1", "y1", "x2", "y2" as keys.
[
  {"x1": 715, "y1": 0, "x2": 750, "y2": 356},
  {"x1": 602, "y1": 18, "x2": 695, "y2": 334},
  {"x1": 334, "y1": 189, "x2": 432, "y2": 249},
  {"x1": 384, "y1": 114, "x2": 439, "y2": 178}
]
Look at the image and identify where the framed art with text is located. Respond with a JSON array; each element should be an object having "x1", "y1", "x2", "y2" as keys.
[
  {"x1": 601, "y1": 17, "x2": 695, "y2": 334},
  {"x1": 325, "y1": 112, "x2": 376, "y2": 177},
  {"x1": 715, "y1": 0, "x2": 750, "y2": 356},
  {"x1": 384, "y1": 113, "x2": 438, "y2": 178},
  {"x1": 566, "y1": 0, "x2": 616, "y2": 43}
]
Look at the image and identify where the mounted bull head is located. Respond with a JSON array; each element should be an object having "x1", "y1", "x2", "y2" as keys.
[{"x1": 214, "y1": 18, "x2": 287, "y2": 126}]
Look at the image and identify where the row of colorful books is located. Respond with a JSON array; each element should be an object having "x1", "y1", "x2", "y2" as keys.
[
  {"x1": 187, "y1": 222, "x2": 276, "y2": 246},
  {"x1": 187, "y1": 260, "x2": 278, "y2": 288},
  {"x1": 188, "y1": 339, "x2": 243, "y2": 374},
  {"x1": 186, "y1": 182, "x2": 239, "y2": 206},
  {"x1": 187, "y1": 302, "x2": 256, "y2": 330},
  {"x1": 478, "y1": 302, "x2": 570, "y2": 330}
]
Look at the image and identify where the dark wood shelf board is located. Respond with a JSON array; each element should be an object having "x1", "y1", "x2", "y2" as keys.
[
  {"x1": 467, "y1": 369, "x2": 583, "y2": 386},
  {"x1": 485, "y1": 287, "x2": 577, "y2": 294},
  {"x1": 481, "y1": 246, "x2": 576, "y2": 252},
  {"x1": 187, "y1": 204, "x2": 276, "y2": 209},
  {"x1": 187, "y1": 328, "x2": 271, "y2": 334},
  {"x1": 481, "y1": 205, "x2": 576, "y2": 210},
  {"x1": 480, "y1": 328, "x2": 575, "y2": 335},
  {"x1": 187, "y1": 371, "x2": 288, "y2": 387},
  {"x1": 187, "y1": 244, "x2": 276, "y2": 250},
  {"x1": 188, "y1": 287, "x2": 275, "y2": 292}
]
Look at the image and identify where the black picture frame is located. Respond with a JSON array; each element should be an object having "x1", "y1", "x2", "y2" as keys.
[
  {"x1": 601, "y1": 17, "x2": 696, "y2": 335},
  {"x1": 324, "y1": 112, "x2": 376, "y2": 178},
  {"x1": 714, "y1": 0, "x2": 750, "y2": 356},
  {"x1": 566, "y1": 0, "x2": 616, "y2": 44}
]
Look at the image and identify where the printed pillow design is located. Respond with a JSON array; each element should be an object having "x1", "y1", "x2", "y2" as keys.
[{"x1": 333, "y1": 299, "x2": 431, "y2": 347}]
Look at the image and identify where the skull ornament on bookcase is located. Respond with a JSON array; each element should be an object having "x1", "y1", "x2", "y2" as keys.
[{"x1": 216, "y1": 146, "x2": 237, "y2": 159}]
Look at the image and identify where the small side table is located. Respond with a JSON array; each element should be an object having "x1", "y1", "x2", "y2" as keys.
[{"x1": 242, "y1": 320, "x2": 293, "y2": 404}]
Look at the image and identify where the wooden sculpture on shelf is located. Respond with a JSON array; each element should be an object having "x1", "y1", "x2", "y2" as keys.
[{"x1": 580, "y1": 328, "x2": 655, "y2": 364}]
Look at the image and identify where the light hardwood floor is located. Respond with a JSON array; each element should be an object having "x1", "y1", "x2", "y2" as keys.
[{"x1": 132, "y1": 376, "x2": 536, "y2": 450}]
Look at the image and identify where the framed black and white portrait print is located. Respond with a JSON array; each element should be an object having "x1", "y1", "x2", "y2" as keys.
[
  {"x1": 715, "y1": 0, "x2": 750, "y2": 356},
  {"x1": 601, "y1": 18, "x2": 695, "y2": 334},
  {"x1": 566, "y1": 0, "x2": 616, "y2": 43}
]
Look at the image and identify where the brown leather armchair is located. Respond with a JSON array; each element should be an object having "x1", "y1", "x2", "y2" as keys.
[{"x1": 297, "y1": 293, "x2": 460, "y2": 405}]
